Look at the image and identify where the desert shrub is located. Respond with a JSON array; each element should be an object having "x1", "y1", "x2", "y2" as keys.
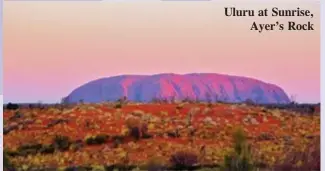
[
  {"x1": 64, "y1": 166, "x2": 78, "y2": 171},
  {"x1": 9, "y1": 111, "x2": 24, "y2": 121},
  {"x1": 3, "y1": 123, "x2": 19, "y2": 135},
  {"x1": 3, "y1": 154, "x2": 11, "y2": 170},
  {"x1": 273, "y1": 137, "x2": 320, "y2": 171},
  {"x1": 85, "y1": 134, "x2": 109, "y2": 145},
  {"x1": 17, "y1": 143, "x2": 43, "y2": 156},
  {"x1": 197, "y1": 168, "x2": 219, "y2": 171},
  {"x1": 140, "y1": 123, "x2": 153, "y2": 139},
  {"x1": 141, "y1": 123, "x2": 148, "y2": 134},
  {"x1": 105, "y1": 164, "x2": 136, "y2": 171},
  {"x1": 4, "y1": 150, "x2": 15, "y2": 171},
  {"x1": 221, "y1": 127, "x2": 255, "y2": 171},
  {"x1": 28, "y1": 104, "x2": 34, "y2": 109},
  {"x1": 40, "y1": 144, "x2": 55, "y2": 154},
  {"x1": 47, "y1": 118, "x2": 69, "y2": 128},
  {"x1": 6, "y1": 103, "x2": 19, "y2": 110},
  {"x1": 125, "y1": 116, "x2": 150, "y2": 140},
  {"x1": 169, "y1": 151, "x2": 198, "y2": 170},
  {"x1": 114, "y1": 96, "x2": 128, "y2": 108},
  {"x1": 53, "y1": 135, "x2": 71, "y2": 151},
  {"x1": 130, "y1": 127, "x2": 141, "y2": 140},
  {"x1": 64, "y1": 166, "x2": 91, "y2": 171},
  {"x1": 147, "y1": 156, "x2": 166, "y2": 171},
  {"x1": 114, "y1": 103, "x2": 122, "y2": 109},
  {"x1": 188, "y1": 127, "x2": 197, "y2": 137},
  {"x1": 167, "y1": 130, "x2": 180, "y2": 138},
  {"x1": 142, "y1": 134, "x2": 153, "y2": 139},
  {"x1": 176, "y1": 103, "x2": 184, "y2": 110},
  {"x1": 5, "y1": 150, "x2": 20, "y2": 157}
]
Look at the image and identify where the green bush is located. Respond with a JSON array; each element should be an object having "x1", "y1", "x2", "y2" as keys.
[
  {"x1": 85, "y1": 134, "x2": 109, "y2": 145},
  {"x1": 221, "y1": 127, "x2": 255, "y2": 171},
  {"x1": 17, "y1": 143, "x2": 43, "y2": 156},
  {"x1": 53, "y1": 135, "x2": 71, "y2": 151},
  {"x1": 40, "y1": 144, "x2": 55, "y2": 154},
  {"x1": 3, "y1": 150, "x2": 14, "y2": 170}
]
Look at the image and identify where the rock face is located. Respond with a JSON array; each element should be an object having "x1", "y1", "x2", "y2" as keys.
[{"x1": 63, "y1": 73, "x2": 290, "y2": 104}]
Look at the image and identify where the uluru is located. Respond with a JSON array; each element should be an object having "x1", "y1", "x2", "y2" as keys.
[{"x1": 62, "y1": 73, "x2": 290, "y2": 104}]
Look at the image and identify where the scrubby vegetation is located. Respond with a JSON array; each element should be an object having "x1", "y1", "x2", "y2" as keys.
[
  {"x1": 170, "y1": 151, "x2": 199, "y2": 170},
  {"x1": 3, "y1": 101, "x2": 320, "y2": 170},
  {"x1": 222, "y1": 127, "x2": 254, "y2": 171}
]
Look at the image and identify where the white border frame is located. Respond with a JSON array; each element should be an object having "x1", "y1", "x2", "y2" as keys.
[
  {"x1": 320, "y1": 0, "x2": 324, "y2": 170},
  {"x1": 1, "y1": 0, "x2": 4, "y2": 169},
  {"x1": 1, "y1": 96, "x2": 3, "y2": 169},
  {"x1": 0, "y1": 0, "x2": 323, "y2": 170}
]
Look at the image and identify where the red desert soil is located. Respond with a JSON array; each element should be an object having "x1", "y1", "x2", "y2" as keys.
[{"x1": 3, "y1": 102, "x2": 320, "y2": 168}]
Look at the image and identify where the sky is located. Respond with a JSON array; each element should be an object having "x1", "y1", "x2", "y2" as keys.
[{"x1": 3, "y1": 1, "x2": 320, "y2": 103}]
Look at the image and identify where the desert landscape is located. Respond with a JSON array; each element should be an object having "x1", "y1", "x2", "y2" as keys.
[
  {"x1": 4, "y1": 0, "x2": 320, "y2": 170},
  {"x1": 4, "y1": 1, "x2": 320, "y2": 170},
  {"x1": 3, "y1": 98, "x2": 320, "y2": 171}
]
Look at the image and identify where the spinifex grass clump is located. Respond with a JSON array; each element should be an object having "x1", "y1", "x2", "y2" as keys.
[
  {"x1": 147, "y1": 156, "x2": 166, "y2": 171},
  {"x1": 85, "y1": 134, "x2": 109, "y2": 145},
  {"x1": 222, "y1": 127, "x2": 255, "y2": 171},
  {"x1": 17, "y1": 143, "x2": 43, "y2": 156},
  {"x1": 53, "y1": 135, "x2": 71, "y2": 151},
  {"x1": 170, "y1": 151, "x2": 199, "y2": 170},
  {"x1": 125, "y1": 116, "x2": 149, "y2": 141},
  {"x1": 3, "y1": 150, "x2": 15, "y2": 171},
  {"x1": 39, "y1": 144, "x2": 55, "y2": 154}
]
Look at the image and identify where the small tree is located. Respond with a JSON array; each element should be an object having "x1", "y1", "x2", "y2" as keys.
[
  {"x1": 117, "y1": 96, "x2": 127, "y2": 104},
  {"x1": 290, "y1": 94, "x2": 297, "y2": 105},
  {"x1": 222, "y1": 127, "x2": 255, "y2": 171},
  {"x1": 6, "y1": 103, "x2": 19, "y2": 110}
]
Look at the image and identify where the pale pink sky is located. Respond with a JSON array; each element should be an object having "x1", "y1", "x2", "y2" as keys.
[{"x1": 3, "y1": 1, "x2": 320, "y2": 103}]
